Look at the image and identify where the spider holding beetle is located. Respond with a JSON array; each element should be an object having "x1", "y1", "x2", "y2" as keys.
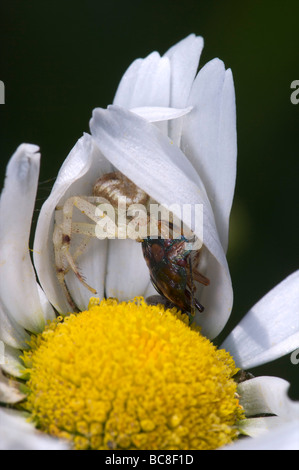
[{"x1": 53, "y1": 171, "x2": 209, "y2": 322}]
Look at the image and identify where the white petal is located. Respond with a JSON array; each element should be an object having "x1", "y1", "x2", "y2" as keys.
[
  {"x1": 0, "y1": 300, "x2": 30, "y2": 350},
  {"x1": 105, "y1": 239, "x2": 150, "y2": 300},
  {"x1": 222, "y1": 270, "x2": 299, "y2": 369},
  {"x1": 0, "y1": 144, "x2": 55, "y2": 333},
  {"x1": 34, "y1": 134, "x2": 112, "y2": 313},
  {"x1": 90, "y1": 105, "x2": 233, "y2": 338},
  {"x1": 1, "y1": 344, "x2": 25, "y2": 378},
  {"x1": 238, "y1": 376, "x2": 299, "y2": 419},
  {"x1": 164, "y1": 34, "x2": 204, "y2": 144},
  {"x1": 181, "y1": 60, "x2": 237, "y2": 251},
  {"x1": 216, "y1": 69, "x2": 237, "y2": 251},
  {"x1": 0, "y1": 368, "x2": 25, "y2": 404},
  {"x1": 36, "y1": 283, "x2": 56, "y2": 322},
  {"x1": 222, "y1": 420, "x2": 299, "y2": 450},
  {"x1": 239, "y1": 416, "x2": 283, "y2": 438},
  {"x1": 0, "y1": 409, "x2": 69, "y2": 450},
  {"x1": 131, "y1": 105, "x2": 193, "y2": 122},
  {"x1": 64, "y1": 237, "x2": 108, "y2": 312},
  {"x1": 165, "y1": 34, "x2": 204, "y2": 108},
  {"x1": 113, "y1": 51, "x2": 171, "y2": 109}
]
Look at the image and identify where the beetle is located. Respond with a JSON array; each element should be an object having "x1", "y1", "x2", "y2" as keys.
[{"x1": 141, "y1": 224, "x2": 210, "y2": 322}]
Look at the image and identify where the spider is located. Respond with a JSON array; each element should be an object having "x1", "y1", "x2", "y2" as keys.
[
  {"x1": 53, "y1": 171, "x2": 152, "y2": 309},
  {"x1": 53, "y1": 171, "x2": 209, "y2": 316}
]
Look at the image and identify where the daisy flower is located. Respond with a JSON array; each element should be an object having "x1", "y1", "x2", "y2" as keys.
[
  {"x1": 0, "y1": 35, "x2": 298, "y2": 450},
  {"x1": 33, "y1": 34, "x2": 235, "y2": 340},
  {"x1": 222, "y1": 269, "x2": 299, "y2": 449}
]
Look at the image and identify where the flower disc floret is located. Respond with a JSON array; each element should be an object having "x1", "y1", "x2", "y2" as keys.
[{"x1": 22, "y1": 297, "x2": 244, "y2": 450}]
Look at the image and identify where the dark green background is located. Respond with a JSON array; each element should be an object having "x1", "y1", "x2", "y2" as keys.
[{"x1": 0, "y1": 1, "x2": 298, "y2": 396}]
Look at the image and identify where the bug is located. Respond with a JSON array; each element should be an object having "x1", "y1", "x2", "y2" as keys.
[
  {"x1": 53, "y1": 171, "x2": 209, "y2": 317},
  {"x1": 142, "y1": 225, "x2": 210, "y2": 322}
]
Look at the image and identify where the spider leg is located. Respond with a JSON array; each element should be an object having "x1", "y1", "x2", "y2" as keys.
[
  {"x1": 53, "y1": 196, "x2": 112, "y2": 308},
  {"x1": 53, "y1": 222, "x2": 78, "y2": 311},
  {"x1": 53, "y1": 192, "x2": 147, "y2": 308},
  {"x1": 62, "y1": 232, "x2": 92, "y2": 276}
]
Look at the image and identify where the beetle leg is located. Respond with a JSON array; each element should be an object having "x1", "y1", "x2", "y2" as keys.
[
  {"x1": 184, "y1": 289, "x2": 205, "y2": 313},
  {"x1": 192, "y1": 268, "x2": 210, "y2": 286}
]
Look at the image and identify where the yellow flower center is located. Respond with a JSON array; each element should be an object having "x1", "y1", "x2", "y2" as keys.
[{"x1": 21, "y1": 297, "x2": 244, "y2": 450}]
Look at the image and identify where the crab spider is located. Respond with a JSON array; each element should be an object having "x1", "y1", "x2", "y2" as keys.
[
  {"x1": 53, "y1": 171, "x2": 208, "y2": 317},
  {"x1": 53, "y1": 171, "x2": 150, "y2": 309}
]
